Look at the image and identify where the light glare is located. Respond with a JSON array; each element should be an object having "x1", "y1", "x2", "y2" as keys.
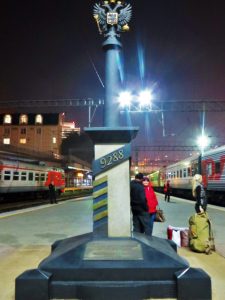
[
  {"x1": 118, "y1": 91, "x2": 132, "y2": 107},
  {"x1": 138, "y1": 90, "x2": 152, "y2": 106},
  {"x1": 197, "y1": 134, "x2": 210, "y2": 150}
]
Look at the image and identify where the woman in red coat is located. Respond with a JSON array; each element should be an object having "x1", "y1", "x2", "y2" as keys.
[{"x1": 143, "y1": 177, "x2": 158, "y2": 236}]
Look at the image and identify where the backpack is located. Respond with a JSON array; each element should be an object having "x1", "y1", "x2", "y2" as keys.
[{"x1": 189, "y1": 212, "x2": 215, "y2": 254}]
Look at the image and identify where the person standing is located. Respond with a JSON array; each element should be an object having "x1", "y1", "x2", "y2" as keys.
[
  {"x1": 130, "y1": 173, "x2": 151, "y2": 236},
  {"x1": 142, "y1": 177, "x2": 158, "y2": 236},
  {"x1": 49, "y1": 181, "x2": 57, "y2": 204},
  {"x1": 164, "y1": 180, "x2": 171, "y2": 202},
  {"x1": 192, "y1": 174, "x2": 207, "y2": 213}
]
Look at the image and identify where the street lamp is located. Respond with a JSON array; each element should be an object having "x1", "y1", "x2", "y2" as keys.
[
  {"x1": 197, "y1": 134, "x2": 210, "y2": 155},
  {"x1": 137, "y1": 89, "x2": 153, "y2": 108},
  {"x1": 118, "y1": 91, "x2": 132, "y2": 108},
  {"x1": 118, "y1": 89, "x2": 154, "y2": 111}
]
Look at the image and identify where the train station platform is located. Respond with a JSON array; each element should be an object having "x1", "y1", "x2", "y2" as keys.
[{"x1": 0, "y1": 194, "x2": 225, "y2": 300}]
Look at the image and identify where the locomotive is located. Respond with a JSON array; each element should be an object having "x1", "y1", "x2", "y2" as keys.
[
  {"x1": 149, "y1": 145, "x2": 225, "y2": 206},
  {"x1": 0, "y1": 159, "x2": 65, "y2": 200}
]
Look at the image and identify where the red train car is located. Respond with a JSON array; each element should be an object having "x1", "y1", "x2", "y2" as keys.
[{"x1": 0, "y1": 159, "x2": 65, "y2": 199}]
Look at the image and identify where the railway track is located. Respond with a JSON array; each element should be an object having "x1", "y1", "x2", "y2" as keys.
[{"x1": 0, "y1": 188, "x2": 93, "y2": 213}]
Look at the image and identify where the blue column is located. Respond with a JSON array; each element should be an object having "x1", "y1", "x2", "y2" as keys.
[{"x1": 103, "y1": 28, "x2": 122, "y2": 127}]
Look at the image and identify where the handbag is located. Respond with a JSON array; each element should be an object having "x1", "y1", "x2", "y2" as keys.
[{"x1": 155, "y1": 208, "x2": 165, "y2": 222}]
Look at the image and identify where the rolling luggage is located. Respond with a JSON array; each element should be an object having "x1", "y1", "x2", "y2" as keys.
[{"x1": 189, "y1": 212, "x2": 215, "y2": 254}]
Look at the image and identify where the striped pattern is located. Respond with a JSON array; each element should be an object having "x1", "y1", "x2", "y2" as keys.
[
  {"x1": 203, "y1": 148, "x2": 225, "y2": 191},
  {"x1": 93, "y1": 176, "x2": 108, "y2": 228}
]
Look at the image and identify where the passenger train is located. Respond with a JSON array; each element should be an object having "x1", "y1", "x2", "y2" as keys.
[
  {"x1": 149, "y1": 145, "x2": 225, "y2": 206},
  {"x1": 0, "y1": 159, "x2": 65, "y2": 200}
]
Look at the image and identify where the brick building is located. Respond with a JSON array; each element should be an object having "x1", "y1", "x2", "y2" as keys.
[{"x1": 0, "y1": 113, "x2": 80, "y2": 157}]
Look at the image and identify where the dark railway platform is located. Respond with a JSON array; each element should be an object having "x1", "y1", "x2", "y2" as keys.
[
  {"x1": 0, "y1": 187, "x2": 92, "y2": 213},
  {"x1": 0, "y1": 194, "x2": 225, "y2": 299}
]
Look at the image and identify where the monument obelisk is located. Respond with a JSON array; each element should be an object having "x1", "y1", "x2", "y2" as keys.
[
  {"x1": 15, "y1": 2, "x2": 212, "y2": 299},
  {"x1": 85, "y1": 0, "x2": 138, "y2": 237}
]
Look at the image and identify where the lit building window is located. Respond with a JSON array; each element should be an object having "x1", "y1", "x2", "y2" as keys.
[
  {"x1": 52, "y1": 137, "x2": 57, "y2": 144},
  {"x1": 4, "y1": 114, "x2": 12, "y2": 124},
  {"x1": 3, "y1": 138, "x2": 10, "y2": 144},
  {"x1": 20, "y1": 138, "x2": 27, "y2": 144},
  {"x1": 20, "y1": 114, "x2": 28, "y2": 124},
  {"x1": 35, "y1": 114, "x2": 43, "y2": 124}
]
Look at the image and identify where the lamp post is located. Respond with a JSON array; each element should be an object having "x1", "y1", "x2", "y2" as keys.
[
  {"x1": 197, "y1": 133, "x2": 210, "y2": 155},
  {"x1": 93, "y1": 0, "x2": 132, "y2": 127}
]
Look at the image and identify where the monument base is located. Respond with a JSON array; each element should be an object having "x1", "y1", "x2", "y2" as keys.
[{"x1": 16, "y1": 233, "x2": 211, "y2": 300}]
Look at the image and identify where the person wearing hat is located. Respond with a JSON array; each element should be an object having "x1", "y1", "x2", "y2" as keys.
[
  {"x1": 130, "y1": 173, "x2": 151, "y2": 235},
  {"x1": 192, "y1": 174, "x2": 207, "y2": 213}
]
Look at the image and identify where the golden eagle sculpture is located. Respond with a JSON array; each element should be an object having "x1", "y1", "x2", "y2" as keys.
[{"x1": 93, "y1": 1, "x2": 132, "y2": 35}]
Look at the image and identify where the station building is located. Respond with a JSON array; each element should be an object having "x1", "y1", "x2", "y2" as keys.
[
  {"x1": 0, "y1": 113, "x2": 92, "y2": 186},
  {"x1": 0, "y1": 113, "x2": 80, "y2": 157}
]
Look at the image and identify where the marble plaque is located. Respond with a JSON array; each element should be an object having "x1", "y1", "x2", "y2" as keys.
[{"x1": 83, "y1": 240, "x2": 143, "y2": 260}]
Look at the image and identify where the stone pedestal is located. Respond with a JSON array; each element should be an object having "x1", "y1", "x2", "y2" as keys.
[
  {"x1": 85, "y1": 127, "x2": 139, "y2": 237},
  {"x1": 16, "y1": 233, "x2": 212, "y2": 300},
  {"x1": 15, "y1": 126, "x2": 211, "y2": 300}
]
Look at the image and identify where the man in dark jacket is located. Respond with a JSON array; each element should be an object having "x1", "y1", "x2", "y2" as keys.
[
  {"x1": 49, "y1": 181, "x2": 57, "y2": 204},
  {"x1": 130, "y1": 173, "x2": 151, "y2": 235}
]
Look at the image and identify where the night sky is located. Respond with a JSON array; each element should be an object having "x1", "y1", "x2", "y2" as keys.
[{"x1": 1, "y1": 0, "x2": 225, "y2": 166}]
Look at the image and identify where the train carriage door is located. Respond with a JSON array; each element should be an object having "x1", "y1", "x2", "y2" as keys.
[
  {"x1": 201, "y1": 160, "x2": 207, "y2": 187},
  {"x1": 220, "y1": 155, "x2": 225, "y2": 180},
  {"x1": 202, "y1": 159, "x2": 214, "y2": 188}
]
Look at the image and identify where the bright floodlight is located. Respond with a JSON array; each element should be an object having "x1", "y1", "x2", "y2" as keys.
[
  {"x1": 138, "y1": 89, "x2": 152, "y2": 107},
  {"x1": 118, "y1": 91, "x2": 132, "y2": 107},
  {"x1": 197, "y1": 134, "x2": 210, "y2": 154}
]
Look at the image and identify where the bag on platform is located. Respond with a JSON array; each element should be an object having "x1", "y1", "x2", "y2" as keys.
[
  {"x1": 189, "y1": 212, "x2": 215, "y2": 254},
  {"x1": 167, "y1": 225, "x2": 189, "y2": 247},
  {"x1": 155, "y1": 208, "x2": 165, "y2": 222}
]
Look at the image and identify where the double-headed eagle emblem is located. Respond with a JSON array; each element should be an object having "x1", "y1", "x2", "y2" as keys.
[{"x1": 93, "y1": 0, "x2": 132, "y2": 35}]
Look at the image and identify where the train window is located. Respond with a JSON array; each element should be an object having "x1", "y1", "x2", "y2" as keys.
[
  {"x1": 40, "y1": 173, "x2": 45, "y2": 181},
  {"x1": 13, "y1": 171, "x2": 19, "y2": 180},
  {"x1": 177, "y1": 170, "x2": 179, "y2": 178},
  {"x1": 28, "y1": 172, "x2": 33, "y2": 181},
  {"x1": 191, "y1": 162, "x2": 198, "y2": 176},
  {"x1": 188, "y1": 167, "x2": 191, "y2": 177},
  {"x1": 183, "y1": 169, "x2": 187, "y2": 178},
  {"x1": 215, "y1": 162, "x2": 220, "y2": 173},
  {"x1": 4, "y1": 171, "x2": 11, "y2": 180},
  {"x1": 35, "y1": 173, "x2": 39, "y2": 181},
  {"x1": 180, "y1": 170, "x2": 182, "y2": 178},
  {"x1": 207, "y1": 164, "x2": 212, "y2": 176},
  {"x1": 21, "y1": 172, "x2": 27, "y2": 181}
]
